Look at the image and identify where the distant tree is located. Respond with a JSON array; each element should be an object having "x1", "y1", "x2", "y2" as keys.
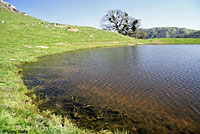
[{"x1": 100, "y1": 9, "x2": 140, "y2": 36}]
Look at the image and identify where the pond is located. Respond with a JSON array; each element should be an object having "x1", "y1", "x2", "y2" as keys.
[{"x1": 22, "y1": 45, "x2": 200, "y2": 133}]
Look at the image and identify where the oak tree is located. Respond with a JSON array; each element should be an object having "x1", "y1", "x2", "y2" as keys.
[{"x1": 101, "y1": 9, "x2": 140, "y2": 36}]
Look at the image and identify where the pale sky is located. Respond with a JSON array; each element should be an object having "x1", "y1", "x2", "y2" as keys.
[{"x1": 6, "y1": 0, "x2": 200, "y2": 30}]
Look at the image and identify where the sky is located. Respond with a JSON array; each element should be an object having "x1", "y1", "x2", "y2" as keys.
[{"x1": 6, "y1": 0, "x2": 200, "y2": 30}]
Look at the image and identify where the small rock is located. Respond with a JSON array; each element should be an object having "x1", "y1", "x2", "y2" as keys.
[
  {"x1": 90, "y1": 35, "x2": 94, "y2": 38},
  {"x1": 137, "y1": 42, "x2": 144, "y2": 45},
  {"x1": 9, "y1": 58, "x2": 17, "y2": 61},
  {"x1": 9, "y1": 4, "x2": 16, "y2": 10},
  {"x1": 68, "y1": 28, "x2": 79, "y2": 32},
  {"x1": 0, "y1": 83, "x2": 5, "y2": 86},
  {"x1": 54, "y1": 42, "x2": 69, "y2": 45},
  {"x1": 63, "y1": 25, "x2": 70, "y2": 28},
  {"x1": 22, "y1": 12, "x2": 28, "y2": 16},
  {"x1": 24, "y1": 45, "x2": 32, "y2": 48},
  {"x1": 51, "y1": 23, "x2": 59, "y2": 26},
  {"x1": 36, "y1": 46, "x2": 49, "y2": 49},
  {"x1": 1, "y1": 21, "x2": 5, "y2": 24}
]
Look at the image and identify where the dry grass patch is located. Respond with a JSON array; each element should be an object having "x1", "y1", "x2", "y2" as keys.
[{"x1": 54, "y1": 42, "x2": 71, "y2": 46}]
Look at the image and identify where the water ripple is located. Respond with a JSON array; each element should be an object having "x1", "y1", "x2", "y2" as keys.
[{"x1": 22, "y1": 45, "x2": 200, "y2": 133}]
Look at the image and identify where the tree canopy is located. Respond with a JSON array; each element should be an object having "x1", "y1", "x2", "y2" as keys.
[{"x1": 100, "y1": 9, "x2": 140, "y2": 36}]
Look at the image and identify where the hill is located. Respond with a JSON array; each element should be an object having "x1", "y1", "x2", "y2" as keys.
[
  {"x1": 186, "y1": 31, "x2": 200, "y2": 38},
  {"x1": 135, "y1": 27, "x2": 200, "y2": 39},
  {"x1": 0, "y1": 1, "x2": 134, "y2": 134}
]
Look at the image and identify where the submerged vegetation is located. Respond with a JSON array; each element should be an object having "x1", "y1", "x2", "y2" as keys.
[
  {"x1": 1, "y1": 1, "x2": 200, "y2": 134},
  {"x1": 35, "y1": 94, "x2": 169, "y2": 134}
]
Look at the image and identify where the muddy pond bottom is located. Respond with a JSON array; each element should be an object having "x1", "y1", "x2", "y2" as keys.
[{"x1": 22, "y1": 45, "x2": 200, "y2": 133}]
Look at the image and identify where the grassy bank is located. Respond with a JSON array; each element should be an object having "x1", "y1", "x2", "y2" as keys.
[
  {"x1": 136, "y1": 38, "x2": 200, "y2": 45},
  {"x1": 0, "y1": 9, "x2": 133, "y2": 134},
  {"x1": 1, "y1": 8, "x2": 200, "y2": 134}
]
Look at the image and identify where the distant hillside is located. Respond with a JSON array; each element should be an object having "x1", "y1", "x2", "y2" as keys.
[
  {"x1": 134, "y1": 27, "x2": 200, "y2": 39},
  {"x1": 186, "y1": 31, "x2": 200, "y2": 38}
]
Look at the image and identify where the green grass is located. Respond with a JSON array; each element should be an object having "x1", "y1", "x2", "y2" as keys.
[
  {"x1": 136, "y1": 38, "x2": 200, "y2": 45},
  {"x1": 0, "y1": 8, "x2": 200, "y2": 134}
]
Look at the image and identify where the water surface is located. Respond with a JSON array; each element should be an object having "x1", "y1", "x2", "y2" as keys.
[{"x1": 22, "y1": 45, "x2": 200, "y2": 133}]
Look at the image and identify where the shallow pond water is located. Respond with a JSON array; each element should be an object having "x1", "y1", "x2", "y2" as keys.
[{"x1": 22, "y1": 45, "x2": 200, "y2": 133}]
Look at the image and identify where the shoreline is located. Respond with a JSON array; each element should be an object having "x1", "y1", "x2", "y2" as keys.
[
  {"x1": 1, "y1": 7, "x2": 200, "y2": 134},
  {"x1": 2, "y1": 42, "x2": 200, "y2": 134}
]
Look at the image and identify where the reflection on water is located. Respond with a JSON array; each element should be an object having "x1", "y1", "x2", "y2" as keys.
[{"x1": 22, "y1": 45, "x2": 200, "y2": 133}]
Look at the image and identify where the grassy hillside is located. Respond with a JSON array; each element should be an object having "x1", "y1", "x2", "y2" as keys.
[
  {"x1": 147, "y1": 27, "x2": 196, "y2": 38},
  {"x1": 0, "y1": 7, "x2": 135, "y2": 134},
  {"x1": 186, "y1": 31, "x2": 200, "y2": 38},
  {"x1": 1, "y1": 2, "x2": 200, "y2": 134},
  {"x1": 136, "y1": 27, "x2": 200, "y2": 38}
]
